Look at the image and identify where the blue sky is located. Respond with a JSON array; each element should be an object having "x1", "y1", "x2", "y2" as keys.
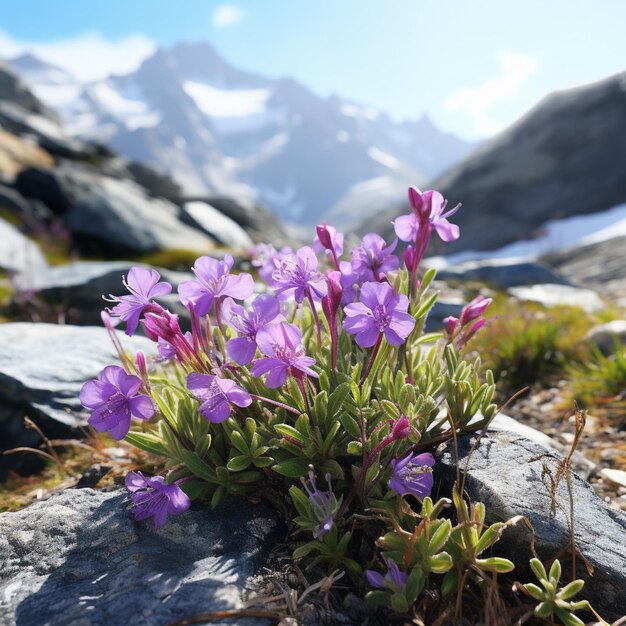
[{"x1": 1, "y1": 0, "x2": 625, "y2": 140}]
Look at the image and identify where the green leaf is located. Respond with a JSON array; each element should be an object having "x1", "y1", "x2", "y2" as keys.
[
  {"x1": 179, "y1": 449, "x2": 219, "y2": 483},
  {"x1": 441, "y1": 570, "x2": 458, "y2": 596},
  {"x1": 226, "y1": 455, "x2": 251, "y2": 472},
  {"x1": 554, "y1": 607, "x2": 585, "y2": 626},
  {"x1": 289, "y1": 485, "x2": 312, "y2": 518},
  {"x1": 272, "y1": 457, "x2": 310, "y2": 478},
  {"x1": 327, "y1": 383, "x2": 350, "y2": 418},
  {"x1": 427, "y1": 552, "x2": 453, "y2": 573},
  {"x1": 475, "y1": 557, "x2": 515, "y2": 573},
  {"x1": 365, "y1": 591, "x2": 390, "y2": 607},
  {"x1": 347, "y1": 441, "x2": 362, "y2": 455},
  {"x1": 390, "y1": 592, "x2": 409, "y2": 613},
  {"x1": 339, "y1": 412, "x2": 362, "y2": 439},
  {"x1": 252, "y1": 456, "x2": 274, "y2": 468},
  {"x1": 557, "y1": 579, "x2": 585, "y2": 601},
  {"x1": 428, "y1": 519, "x2": 452, "y2": 555},
  {"x1": 274, "y1": 424, "x2": 306, "y2": 444},
  {"x1": 549, "y1": 558, "x2": 562, "y2": 583},
  {"x1": 405, "y1": 566, "x2": 425, "y2": 604},
  {"x1": 530, "y1": 558, "x2": 548, "y2": 582},
  {"x1": 293, "y1": 541, "x2": 321, "y2": 560},
  {"x1": 524, "y1": 583, "x2": 545, "y2": 602},
  {"x1": 125, "y1": 431, "x2": 168, "y2": 456},
  {"x1": 229, "y1": 430, "x2": 250, "y2": 455},
  {"x1": 210, "y1": 485, "x2": 225, "y2": 508},
  {"x1": 475, "y1": 522, "x2": 505, "y2": 554}
]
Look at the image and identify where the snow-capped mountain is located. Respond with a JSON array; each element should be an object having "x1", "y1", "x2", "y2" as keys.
[{"x1": 9, "y1": 43, "x2": 473, "y2": 226}]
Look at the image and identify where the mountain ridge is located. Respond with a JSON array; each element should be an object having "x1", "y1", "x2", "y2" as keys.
[{"x1": 8, "y1": 41, "x2": 473, "y2": 225}]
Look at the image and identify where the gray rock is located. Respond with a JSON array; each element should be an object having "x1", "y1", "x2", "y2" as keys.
[
  {"x1": 434, "y1": 259, "x2": 570, "y2": 289},
  {"x1": 586, "y1": 320, "x2": 626, "y2": 354},
  {"x1": 0, "y1": 487, "x2": 279, "y2": 626},
  {"x1": 0, "y1": 323, "x2": 154, "y2": 477},
  {"x1": 424, "y1": 298, "x2": 463, "y2": 332},
  {"x1": 507, "y1": 283, "x2": 605, "y2": 313},
  {"x1": 372, "y1": 71, "x2": 626, "y2": 253},
  {"x1": 0, "y1": 101, "x2": 98, "y2": 161},
  {"x1": 183, "y1": 195, "x2": 289, "y2": 245},
  {"x1": 126, "y1": 161, "x2": 182, "y2": 200},
  {"x1": 64, "y1": 176, "x2": 214, "y2": 254},
  {"x1": 543, "y1": 235, "x2": 626, "y2": 303},
  {"x1": 0, "y1": 216, "x2": 47, "y2": 273},
  {"x1": 436, "y1": 432, "x2": 626, "y2": 620},
  {"x1": 183, "y1": 200, "x2": 254, "y2": 249},
  {"x1": 13, "y1": 261, "x2": 192, "y2": 326}
]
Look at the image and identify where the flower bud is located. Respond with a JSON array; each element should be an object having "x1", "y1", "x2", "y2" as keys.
[
  {"x1": 143, "y1": 310, "x2": 181, "y2": 343},
  {"x1": 315, "y1": 221, "x2": 334, "y2": 251},
  {"x1": 403, "y1": 246, "x2": 415, "y2": 272},
  {"x1": 460, "y1": 296, "x2": 492, "y2": 326},
  {"x1": 443, "y1": 315, "x2": 459, "y2": 336},
  {"x1": 391, "y1": 416, "x2": 411, "y2": 441}
]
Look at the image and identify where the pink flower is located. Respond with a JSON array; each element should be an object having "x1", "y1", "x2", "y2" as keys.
[
  {"x1": 271, "y1": 246, "x2": 327, "y2": 303},
  {"x1": 106, "y1": 267, "x2": 171, "y2": 336},
  {"x1": 178, "y1": 254, "x2": 254, "y2": 316},
  {"x1": 80, "y1": 365, "x2": 154, "y2": 440},
  {"x1": 343, "y1": 282, "x2": 415, "y2": 347},
  {"x1": 251, "y1": 322, "x2": 318, "y2": 387},
  {"x1": 187, "y1": 373, "x2": 252, "y2": 423}
]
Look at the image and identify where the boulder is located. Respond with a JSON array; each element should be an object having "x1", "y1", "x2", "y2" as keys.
[
  {"x1": 126, "y1": 161, "x2": 182, "y2": 200},
  {"x1": 0, "y1": 101, "x2": 99, "y2": 161},
  {"x1": 0, "y1": 487, "x2": 279, "y2": 626},
  {"x1": 0, "y1": 129, "x2": 53, "y2": 180},
  {"x1": 586, "y1": 320, "x2": 626, "y2": 354},
  {"x1": 543, "y1": 235, "x2": 626, "y2": 303},
  {"x1": 183, "y1": 195, "x2": 289, "y2": 245},
  {"x1": 372, "y1": 71, "x2": 626, "y2": 254},
  {"x1": 424, "y1": 298, "x2": 463, "y2": 332},
  {"x1": 62, "y1": 176, "x2": 214, "y2": 255},
  {"x1": 507, "y1": 283, "x2": 605, "y2": 313},
  {"x1": 0, "y1": 323, "x2": 154, "y2": 477},
  {"x1": 183, "y1": 200, "x2": 254, "y2": 249},
  {"x1": 13, "y1": 261, "x2": 192, "y2": 326},
  {"x1": 0, "y1": 216, "x2": 47, "y2": 273},
  {"x1": 433, "y1": 259, "x2": 570, "y2": 290},
  {"x1": 436, "y1": 432, "x2": 626, "y2": 620}
]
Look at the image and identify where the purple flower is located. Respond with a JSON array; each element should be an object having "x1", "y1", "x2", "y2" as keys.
[
  {"x1": 187, "y1": 372, "x2": 252, "y2": 423},
  {"x1": 338, "y1": 260, "x2": 358, "y2": 304},
  {"x1": 271, "y1": 246, "x2": 327, "y2": 304},
  {"x1": 222, "y1": 294, "x2": 284, "y2": 365},
  {"x1": 178, "y1": 254, "x2": 254, "y2": 316},
  {"x1": 252, "y1": 244, "x2": 294, "y2": 286},
  {"x1": 343, "y1": 282, "x2": 415, "y2": 348},
  {"x1": 389, "y1": 452, "x2": 435, "y2": 499},
  {"x1": 301, "y1": 469, "x2": 339, "y2": 540},
  {"x1": 251, "y1": 322, "x2": 318, "y2": 387},
  {"x1": 80, "y1": 365, "x2": 154, "y2": 440},
  {"x1": 394, "y1": 187, "x2": 461, "y2": 244},
  {"x1": 351, "y1": 233, "x2": 399, "y2": 283},
  {"x1": 365, "y1": 557, "x2": 409, "y2": 593},
  {"x1": 106, "y1": 267, "x2": 171, "y2": 336},
  {"x1": 125, "y1": 471, "x2": 191, "y2": 529}
]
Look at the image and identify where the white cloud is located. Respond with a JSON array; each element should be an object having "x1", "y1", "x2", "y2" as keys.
[
  {"x1": 212, "y1": 4, "x2": 246, "y2": 28},
  {"x1": 0, "y1": 30, "x2": 156, "y2": 82},
  {"x1": 445, "y1": 51, "x2": 537, "y2": 137}
]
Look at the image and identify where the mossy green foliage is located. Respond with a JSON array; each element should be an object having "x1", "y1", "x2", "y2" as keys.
[
  {"x1": 567, "y1": 343, "x2": 626, "y2": 426},
  {"x1": 471, "y1": 296, "x2": 593, "y2": 393}
]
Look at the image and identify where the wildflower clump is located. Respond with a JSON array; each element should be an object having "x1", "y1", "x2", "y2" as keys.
[{"x1": 80, "y1": 185, "x2": 597, "y2": 623}]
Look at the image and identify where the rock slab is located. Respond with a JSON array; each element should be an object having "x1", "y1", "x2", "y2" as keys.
[
  {"x1": 0, "y1": 487, "x2": 279, "y2": 626},
  {"x1": 436, "y1": 432, "x2": 626, "y2": 620},
  {"x1": 0, "y1": 323, "x2": 154, "y2": 476}
]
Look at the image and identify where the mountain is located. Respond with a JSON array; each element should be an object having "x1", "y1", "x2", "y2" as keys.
[
  {"x1": 369, "y1": 71, "x2": 626, "y2": 253},
  {"x1": 9, "y1": 43, "x2": 473, "y2": 226}
]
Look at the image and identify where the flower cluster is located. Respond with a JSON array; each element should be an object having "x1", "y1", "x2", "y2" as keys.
[{"x1": 78, "y1": 185, "x2": 515, "y2": 619}]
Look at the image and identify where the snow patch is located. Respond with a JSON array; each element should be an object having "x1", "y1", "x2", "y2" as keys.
[
  {"x1": 340, "y1": 103, "x2": 379, "y2": 120},
  {"x1": 368, "y1": 147, "x2": 401, "y2": 170}
]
